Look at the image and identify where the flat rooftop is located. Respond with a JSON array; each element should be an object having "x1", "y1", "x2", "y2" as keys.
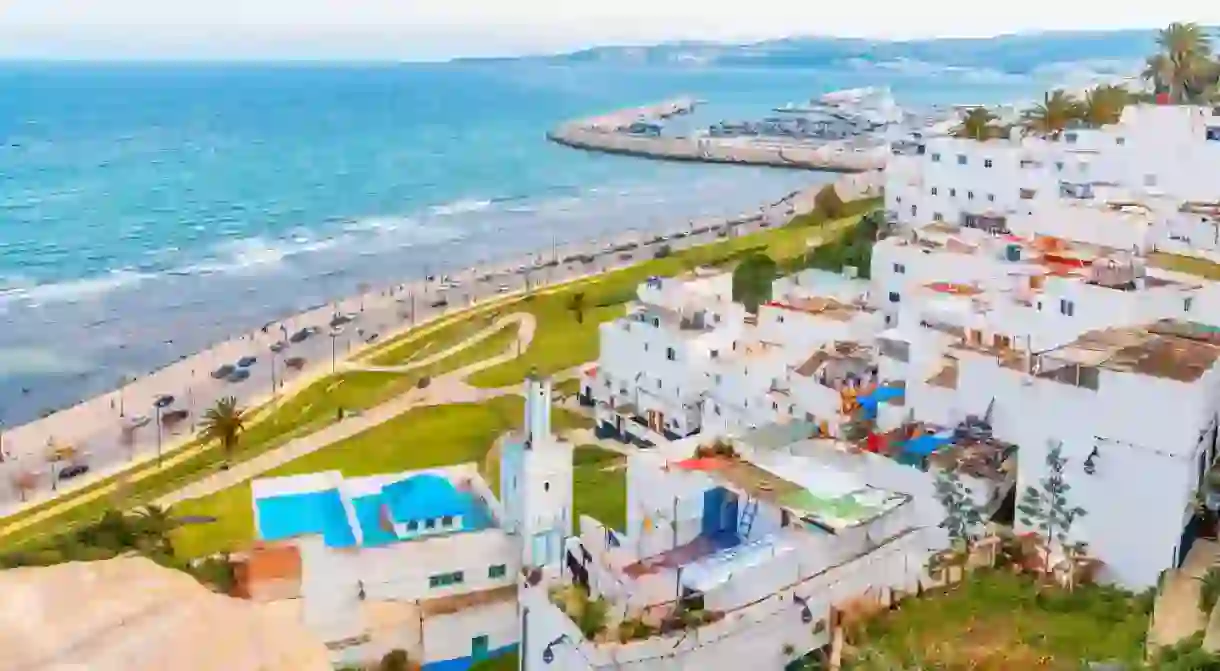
[
  {"x1": 764, "y1": 296, "x2": 875, "y2": 322},
  {"x1": 672, "y1": 455, "x2": 909, "y2": 533},
  {"x1": 252, "y1": 468, "x2": 497, "y2": 550},
  {"x1": 1036, "y1": 319, "x2": 1220, "y2": 384}
]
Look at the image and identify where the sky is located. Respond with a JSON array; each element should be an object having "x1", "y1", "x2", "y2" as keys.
[{"x1": 3, "y1": 1, "x2": 1220, "y2": 61}]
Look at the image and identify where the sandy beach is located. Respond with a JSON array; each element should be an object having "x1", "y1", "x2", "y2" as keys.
[{"x1": 0, "y1": 172, "x2": 879, "y2": 514}]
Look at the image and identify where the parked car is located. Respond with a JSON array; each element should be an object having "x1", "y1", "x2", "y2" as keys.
[
  {"x1": 210, "y1": 364, "x2": 235, "y2": 379},
  {"x1": 329, "y1": 313, "x2": 354, "y2": 328},
  {"x1": 289, "y1": 328, "x2": 312, "y2": 343},
  {"x1": 269, "y1": 341, "x2": 287, "y2": 353},
  {"x1": 59, "y1": 464, "x2": 90, "y2": 480},
  {"x1": 285, "y1": 356, "x2": 306, "y2": 370},
  {"x1": 497, "y1": 284, "x2": 511, "y2": 293},
  {"x1": 430, "y1": 298, "x2": 448, "y2": 308},
  {"x1": 124, "y1": 415, "x2": 151, "y2": 430},
  {"x1": 226, "y1": 368, "x2": 251, "y2": 383},
  {"x1": 236, "y1": 355, "x2": 257, "y2": 368},
  {"x1": 161, "y1": 409, "x2": 189, "y2": 425}
]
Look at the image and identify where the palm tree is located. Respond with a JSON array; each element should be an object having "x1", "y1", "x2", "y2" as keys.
[
  {"x1": 568, "y1": 291, "x2": 586, "y2": 324},
  {"x1": 1022, "y1": 90, "x2": 1082, "y2": 137},
  {"x1": 952, "y1": 107, "x2": 999, "y2": 140},
  {"x1": 199, "y1": 396, "x2": 246, "y2": 465},
  {"x1": 1148, "y1": 22, "x2": 1215, "y2": 103},
  {"x1": 1081, "y1": 84, "x2": 1130, "y2": 126}
]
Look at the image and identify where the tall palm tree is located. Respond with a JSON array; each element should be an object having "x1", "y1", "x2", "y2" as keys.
[
  {"x1": 952, "y1": 107, "x2": 999, "y2": 140},
  {"x1": 1149, "y1": 22, "x2": 1215, "y2": 103},
  {"x1": 1022, "y1": 90, "x2": 1082, "y2": 137},
  {"x1": 200, "y1": 396, "x2": 246, "y2": 465},
  {"x1": 1081, "y1": 84, "x2": 1130, "y2": 127}
]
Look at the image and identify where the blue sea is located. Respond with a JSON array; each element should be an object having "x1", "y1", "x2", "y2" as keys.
[{"x1": 0, "y1": 60, "x2": 1085, "y2": 424}]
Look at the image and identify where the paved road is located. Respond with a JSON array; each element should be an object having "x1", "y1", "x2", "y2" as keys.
[{"x1": 0, "y1": 185, "x2": 818, "y2": 512}]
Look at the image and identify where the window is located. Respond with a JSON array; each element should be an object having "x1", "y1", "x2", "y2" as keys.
[
  {"x1": 714, "y1": 374, "x2": 722, "y2": 384},
  {"x1": 425, "y1": 519, "x2": 437, "y2": 530},
  {"x1": 987, "y1": 193, "x2": 996, "y2": 202},
  {"x1": 488, "y1": 564, "x2": 507, "y2": 579},
  {"x1": 643, "y1": 343, "x2": 649, "y2": 352},
  {"x1": 407, "y1": 520, "x2": 419, "y2": 531},
  {"x1": 1055, "y1": 161, "x2": 1064, "y2": 172},
  {"x1": 656, "y1": 379, "x2": 662, "y2": 389},
  {"x1": 652, "y1": 318, "x2": 660, "y2": 327},
  {"x1": 984, "y1": 158, "x2": 993, "y2": 168},
  {"x1": 441, "y1": 515, "x2": 454, "y2": 527},
  {"x1": 1059, "y1": 299, "x2": 1075, "y2": 317},
  {"x1": 776, "y1": 315, "x2": 784, "y2": 324},
  {"x1": 714, "y1": 404, "x2": 721, "y2": 416},
  {"x1": 710, "y1": 350, "x2": 719, "y2": 359},
  {"x1": 1020, "y1": 188, "x2": 1036, "y2": 200},
  {"x1": 666, "y1": 347, "x2": 676, "y2": 361},
  {"x1": 967, "y1": 191, "x2": 975, "y2": 200},
  {"x1": 713, "y1": 313, "x2": 721, "y2": 323},
  {"x1": 772, "y1": 401, "x2": 779, "y2": 410},
  {"x1": 888, "y1": 291, "x2": 901, "y2": 303},
  {"x1": 931, "y1": 152, "x2": 941, "y2": 162},
  {"x1": 910, "y1": 204, "x2": 917, "y2": 216},
  {"x1": 544, "y1": 481, "x2": 550, "y2": 492},
  {"x1": 893, "y1": 263, "x2": 906, "y2": 274},
  {"x1": 1064, "y1": 132, "x2": 1077, "y2": 144},
  {"x1": 1144, "y1": 173, "x2": 1159, "y2": 187},
  {"x1": 957, "y1": 154, "x2": 967, "y2": 165},
  {"x1": 949, "y1": 188, "x2": 957, "y2": 197},
  {"x1": 1116, "y1": 136, "x2": 1126, "y2": 145},
  {"x1": 429, "y1": 571, "x2": 465, "y2": 588},
  {"x1": 933, "y1": 212, "x2": 944, "y2": 222},
  {"x1": 1186, "y1": 297, "x2": 1195, "y2": 312},
  {"x1": 931, "y1": 186, "x2": 938, "y2": 196}
]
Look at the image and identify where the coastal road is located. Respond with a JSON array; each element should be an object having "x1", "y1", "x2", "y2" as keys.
[{"x1": 0, "y1": 188, "x2": 812, "y2": 513}]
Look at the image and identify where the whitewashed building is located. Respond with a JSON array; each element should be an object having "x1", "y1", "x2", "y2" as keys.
[{"x1": 245, "y1": 374, "x2": 573, "y2": 670}]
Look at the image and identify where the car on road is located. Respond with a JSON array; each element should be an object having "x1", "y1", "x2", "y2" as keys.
[
  {"x1": 226, "y1": 368, "x2": 251, "y2": 383},
  {"x1": 364, "y1": 332, "x2": 380, "y2": 344},
  {"x1": 124, "y1": 415, "x2": 151, "y2": 430},
  {"x1": 210, "y1": 364, "x2": 236, "y2": 379},
  {"x1": 285, "y1": 356, "x2": 306, "y2": 370},
  {"x1": 161, "y1": 409, "x2": 189, "y2": 425},
  {"x1": 430, "y1": 298, "x2": 448, "y2": 308},
  {"x1": 59, "y1": 464, "x2": 90, "y2": 480},
  {"x1": 269, "y1": 341, "x2": 288, "y2": 353},
  {"x1": 289, "y1": 328, "x2": 312, "y2": 343},
  {"x1": 329, "y1": 313, "x2": 354, "y2": 328},
  {"x1": 236, "y1": 355, "x2": 257, "y2": 368},
  {"x1": 497, "y1": 284, "x2": 510, "y2": 293}
]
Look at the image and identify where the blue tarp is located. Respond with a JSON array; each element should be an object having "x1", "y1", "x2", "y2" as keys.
[
  {"x1": 858, "y1": 387, "x2": 905, "y2": 419},
  {"x1": 900, "y1": 433, "x2": 952, "y2": 456}
]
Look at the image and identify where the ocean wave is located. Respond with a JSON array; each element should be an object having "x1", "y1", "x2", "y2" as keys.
[
  {"x1": 428, "y1": 198, "x2": 493, "y2": 216},
  {"x1": 0, "y1": 269, "x2": 150, "y2": 307},
  {"x1": 172, "y1": 235, "x2": 335, "y2": 277}
]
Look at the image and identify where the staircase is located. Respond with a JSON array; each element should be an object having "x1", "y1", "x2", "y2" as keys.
[{"x1": 739, "y1": 498, "x2": 760, "y2": 540}]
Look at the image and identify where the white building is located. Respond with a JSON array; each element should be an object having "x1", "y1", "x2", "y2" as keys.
[
  {"x1": 516, "y1": 426, "x2": 951, "y2": 671},
  {"x1": 244, "y1": 373, "x2": 573, "y2": 670}
]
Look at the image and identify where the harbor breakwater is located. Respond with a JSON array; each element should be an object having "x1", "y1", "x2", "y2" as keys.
[{"x1": 547, "y1": 98, "x2": 888, "y2": 173}]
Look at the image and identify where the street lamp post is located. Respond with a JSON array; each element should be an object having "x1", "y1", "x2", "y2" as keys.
[
  {"x1": 153, "y1": 395, "x2": 174, "y2": 468},
  {"x1": 329, "y1": 331, "x2": 339, "y2": 373}
]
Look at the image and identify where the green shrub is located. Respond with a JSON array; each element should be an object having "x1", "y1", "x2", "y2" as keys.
[
  {"x1": 1200, "y1": 566, "x2": 1220, "y2": 614},
  {"x1": 378, "y1": 649, "x2": 410, "y2": 671}
]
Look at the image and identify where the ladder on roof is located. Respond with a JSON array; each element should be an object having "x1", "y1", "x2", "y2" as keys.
[{"x1": 739, "y1": 498, "x2": 760, "y2": 540}]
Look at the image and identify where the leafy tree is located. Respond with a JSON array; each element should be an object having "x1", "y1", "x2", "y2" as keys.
[
  {"x1": 1022, "y1": 89, "x2": 1082, "y2": 137},
  {"x1": 1081, "y1": 84, "x2": 1131, "y2": 126},
  {"x1": 952, "y1": 107, "x2": 999, "y2": 140},
  {"x1": 1018, "y1": 441, "x2": 1087, "y2": 573},
  {"x1": 379, "y1": 649, "x2": 410, "y2": 671},
  {"x1": 199, "y1": 396, "x2": 247, "y2": 465},
  {"x1": 731, "y1": 253, "x2": 778, "y2": 313},
  {"x1": 934, "y1": 468, "x2": 984, "y2": 552},
  {"x1": 568, "y1": 291, "x2": 586, "y2": 324},
  {"x1": 814, "y1": 184, "x2": 844, "y2": 220},
  {"x1": 1151, "y1": 22, "x2": 1215, "y2": 103}
]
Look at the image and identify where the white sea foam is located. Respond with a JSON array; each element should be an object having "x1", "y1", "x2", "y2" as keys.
[
  {"x1": 429, "y1": 198, "x2": 493, "y2": 217},
  {"x1": 0, "y1": 269, "x2": 150, "y2": 307}
]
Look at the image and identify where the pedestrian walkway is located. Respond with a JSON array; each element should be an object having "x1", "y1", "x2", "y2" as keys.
[{"x1": 158, "y1": 314, "x2": 538, "y2": 506}]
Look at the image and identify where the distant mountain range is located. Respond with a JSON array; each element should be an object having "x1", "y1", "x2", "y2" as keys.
[{"x1": 463, "y1": 30, "x2": 1161, "y2": 75}]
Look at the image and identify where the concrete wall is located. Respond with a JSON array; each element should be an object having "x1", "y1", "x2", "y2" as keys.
[{"x1": 421, "y1": 600, "x2": 519, "y2": 669}]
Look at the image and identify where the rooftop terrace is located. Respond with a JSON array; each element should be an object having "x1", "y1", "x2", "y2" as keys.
[{"x1": 1034, "y1": 319, "x2": 1220, "y2": 384}]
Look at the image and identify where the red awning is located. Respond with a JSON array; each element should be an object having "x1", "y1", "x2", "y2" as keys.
[{"x1": 673, "y1": 458, "x2": 727, "y2": 471}]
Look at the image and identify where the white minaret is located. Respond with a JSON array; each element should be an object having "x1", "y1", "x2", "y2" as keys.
[{"x1": 500, "y1": 370, "x2": 573, "y2": 568}]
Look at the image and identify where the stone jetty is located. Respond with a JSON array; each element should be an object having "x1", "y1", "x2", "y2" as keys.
[{"x1": 547, "y1": 98, "x2": 888, "y2": 173}]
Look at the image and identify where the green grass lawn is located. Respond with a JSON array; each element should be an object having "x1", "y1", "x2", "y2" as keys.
[
  {"x1": 572, "y1": 445, "x2": 627, "y2": 532},
  {"x1": 469, "y1": 651, "x2": 518, "y2": 671},
  {"x1": 363, "y1": 310, "x2": 505, "y2": 366},
  {"x1": 466, "y1": 208, "x2": 867, "y2": 388},
  {"x1": 851, "y1": 570, "x2": 1152, "y2": 670},
  {"x1": 170, "y1": 398, "x2": 591, "y2": 559}
]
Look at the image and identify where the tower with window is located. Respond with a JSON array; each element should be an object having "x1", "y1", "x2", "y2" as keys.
[{"x1": 500, "y1": 370, "x2": 573, "y2": 569}]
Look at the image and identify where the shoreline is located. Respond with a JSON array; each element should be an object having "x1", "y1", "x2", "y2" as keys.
[{"x1": 0, "y1": 176, "x2": 858, "y2": 511}]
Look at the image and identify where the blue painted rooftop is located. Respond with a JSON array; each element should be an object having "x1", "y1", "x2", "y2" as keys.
[
  {"x1": 255, "y1": 490, "x2": 357, "y2": 548},
  {"x1": 382, "y1": 473, "x2": 471, "y2": 524},
  {"x1": 255, "y1": 472, "x2": 496, "y2": 549}
]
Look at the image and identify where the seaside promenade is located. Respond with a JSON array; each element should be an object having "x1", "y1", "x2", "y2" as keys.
[
  {"x1": 0, "y1": 176, "x2": 878, "y2": 519},
  {"x1": 547, "y1": 98, "x2": 889, "y2": 172}
]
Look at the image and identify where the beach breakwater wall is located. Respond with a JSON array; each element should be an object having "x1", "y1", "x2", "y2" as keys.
[{"x1": 547, "y1": 99, "x2": 888, "y2": 173}]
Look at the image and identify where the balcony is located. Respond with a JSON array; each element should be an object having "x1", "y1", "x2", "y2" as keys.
[
  {"x1": 960, "y1": 213, "x2": 1010, "y2": 234},
  {"x1": 1059, "y1": 182, "x2": 1095, "y2": 200}
]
